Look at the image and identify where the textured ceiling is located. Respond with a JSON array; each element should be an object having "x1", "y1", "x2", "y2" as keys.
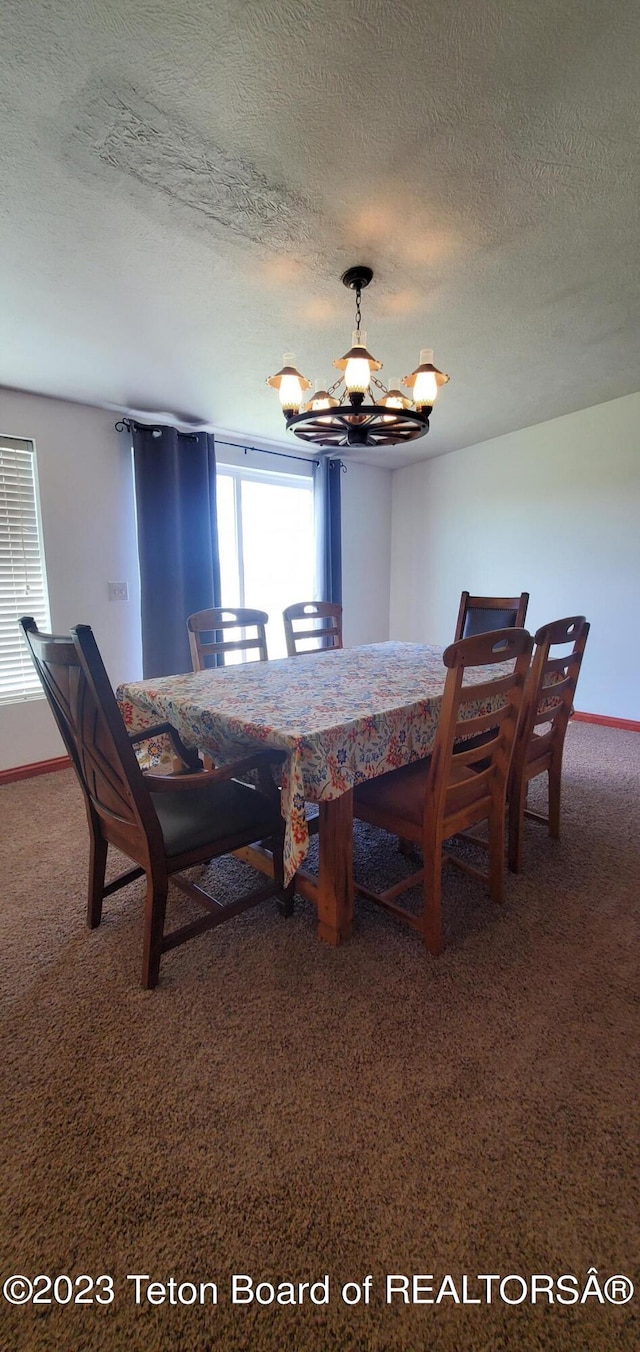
[{"x1": 0, "y1": 0, "x2": 639, "y2": 467}]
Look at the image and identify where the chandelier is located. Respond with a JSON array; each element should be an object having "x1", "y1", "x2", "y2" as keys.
[{"x1": 267, "y1": 266, "x2": 449, "y2": 448}]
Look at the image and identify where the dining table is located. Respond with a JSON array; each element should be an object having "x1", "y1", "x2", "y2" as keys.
[{"x1": 116, "y1": 641, "x2": 511, "y2": 946}]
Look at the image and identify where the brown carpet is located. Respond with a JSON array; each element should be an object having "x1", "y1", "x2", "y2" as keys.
[{"x1": 1, "y1": 722, "x2": 639, "y2": 1352}]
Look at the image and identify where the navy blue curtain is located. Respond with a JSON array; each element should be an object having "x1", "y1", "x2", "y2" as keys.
[
  {"x1": 131, "y1": 424, "x2": 221, "y2": 677},
  {"x1": 314, "y1": 455, "x2": 343, "y2": 605}
]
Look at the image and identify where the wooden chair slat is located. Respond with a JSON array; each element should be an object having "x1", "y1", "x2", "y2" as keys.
[
  {"x1": 455, "y1": 708, "x2": 509, "y2": 740},
  {"x1": 283, "y1": 601, "x2": 343, "y2": 657},
  {"x1": 187, "y1": 607, "x2": 269, "y2": 669},
  {"x1": 286, "y1": 625, "x2": 341, "y2": 643},
  {"x1": 197, "y1": 636, "x2": 268, "y2": 656},
  {"x1": 459, "y1": 669, "x2": 518, "y2": 702},
  {"x1": 544, "y1": 653, "x2": 578, "y2": 674}
]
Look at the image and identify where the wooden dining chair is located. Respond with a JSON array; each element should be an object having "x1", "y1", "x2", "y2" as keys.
[
  {"x1": 508, "y1": 615, "x2": 590, "y2": 873},
  {"x1": 19, "y1": 617, "x2": 292, "y2": 989},
  {"x1": 187, "y1": 607, "x2": 269, "y2": 670},
  {"x1": 283, "y1": 601, "x2": 343, "y2": 656},
  {"x1": 353, "y1": 627, "x2": 533, "y2": 954},
  {"x1": 454, "y1": 591, "x2": 529, "y2": 641},
  {"x1": 281, "y1": 599, "x2": 342, "y2": 834}
]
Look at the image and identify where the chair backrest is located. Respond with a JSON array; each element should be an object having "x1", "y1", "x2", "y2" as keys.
[
  {"x1": 511, "y1": 616, "x2": 590, "y2": 769},
  {"x1": 426, "y1": 627, "x2": 534, "y2": 826},
  {"x1": 454, "y1": 591, "x2": 529, "y2": 641},
  {"x1": 19, "y1": 617, "x2": 162, "y2": 860},
  {"x1": 187, "y1": 607, "x2": 269, "y2": 670},
  {"x1": 283, "y1": 601, "x2": 343, "y2": 656}
]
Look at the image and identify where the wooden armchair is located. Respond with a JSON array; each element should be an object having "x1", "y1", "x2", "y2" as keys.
[
  {"x1": 283, "y1": 602, "x2": 343, "y2": 656},
  {"x1": 187, "y1": 607, "x2": 269, "y2": 670},
  {"x1": 353, "y1": 627, "x2": 533, "y2": 954},
  {"x1": 19, "y1": 618, "x2": 292, "y2": 989},
  {"x1": 454, "y1": 591, "x2": 529, "y2": 641},
  {"x1": 508, "y1": 616, "x2": 590, "y2": 873}
]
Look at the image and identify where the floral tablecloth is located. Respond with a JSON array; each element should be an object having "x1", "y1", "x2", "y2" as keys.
[{"x1": 117, "y1": 642, "x2": 510, "y2": 883}]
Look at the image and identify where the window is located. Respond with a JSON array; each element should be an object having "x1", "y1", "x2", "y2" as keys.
[
  {"x1": 216, "y1": 464, "x2": 315, "y2": 660},
  {"x1": 0, "y1": 437, "x2": 51, "y2": 704}
]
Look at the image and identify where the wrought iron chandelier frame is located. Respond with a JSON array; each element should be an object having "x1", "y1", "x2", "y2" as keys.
[{"x1": 267, "y1": 266, "x2": 448, "y2": 449}]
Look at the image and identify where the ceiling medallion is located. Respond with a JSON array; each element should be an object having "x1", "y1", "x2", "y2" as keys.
[{"x1": 267, "y1": 266, "x2": 449, "y2": 448}]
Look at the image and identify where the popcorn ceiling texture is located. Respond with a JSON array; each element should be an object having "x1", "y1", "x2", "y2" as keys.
[
  {"x1": 0, "y1": 0, "x2": 639, "y2": 464},
  {"x1": 68, "y1": 83, "x2": 320, "y2": 255}
]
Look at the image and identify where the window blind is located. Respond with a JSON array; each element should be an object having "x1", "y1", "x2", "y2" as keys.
[{"x1": 0, "y1": 437, "x2": 51, "y2": 705}]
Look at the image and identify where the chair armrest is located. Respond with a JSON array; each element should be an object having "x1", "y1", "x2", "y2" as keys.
[
  {"x1": 129, "y1": 721, "x2": 202, "y2": 770},
  {"x1": 144, "y1": 748, "x2": 286, "y2": 793}
]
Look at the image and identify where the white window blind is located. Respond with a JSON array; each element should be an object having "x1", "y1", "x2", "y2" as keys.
[{"x1": 0, "y1": 437, "x2": 51, "y2": 705}]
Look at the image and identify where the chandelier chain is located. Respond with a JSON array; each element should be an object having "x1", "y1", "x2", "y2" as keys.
[{"x1": 354, "y1": 285, "x2": 362, "y2": 331}]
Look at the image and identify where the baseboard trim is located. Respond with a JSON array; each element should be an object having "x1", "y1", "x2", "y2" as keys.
[
  {"x1": 572, "y1": 711, "x2": 640, "y2": 732},
  {"x1": 0, "y1": 755, "x2": 72, "y2": 785}
]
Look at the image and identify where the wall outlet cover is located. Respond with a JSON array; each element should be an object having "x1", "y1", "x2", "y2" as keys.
[{"x1": 108, "y1": 581, "x2": 129, "y2": 601}]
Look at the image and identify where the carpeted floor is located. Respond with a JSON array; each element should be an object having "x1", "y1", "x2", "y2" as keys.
[{"x1": 1, "y1": 721, "x2": 639, "y2": 1352}]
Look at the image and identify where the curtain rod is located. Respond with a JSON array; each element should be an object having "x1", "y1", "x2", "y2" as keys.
[
  {"x1": 216, "y1": 438, "x2": 320, "y2": 467},
  {"x1": 115, "y1": 419, "x2": 323, "y2": 467}
]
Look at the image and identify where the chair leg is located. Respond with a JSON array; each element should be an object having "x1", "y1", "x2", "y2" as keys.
[
  {"x1": 422, "y1": 836, "x2": 442, "y2": 956},
  {"x1": 87, "y1": 826, "x2": 108, "y2": 929},
  {"x1": 278, "y1": 882, "x2": 296, "y2": 918},
  {"x1": 141, "y1": 874, "x2": 168, "y2": 990},
  {"x1": 508, "y1": 777, "x2": 526, "y2": 874},
  {"x1": 548, "y1": 758, "x2": 562, "y2": 839},
  {"x1": 488, "y1": 801, "x2": 505, "y2": 905},
  {"x1": 272, "y1": 833, "x2": 295, "y2": 918}
]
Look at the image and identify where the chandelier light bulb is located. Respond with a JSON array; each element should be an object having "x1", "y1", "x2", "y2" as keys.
[
  {"x1": 344, "y1": 331, "x2": 374, "y2": 395},
  {"x1": 278, "y1": 353, "x2": 304, "y2": 412},
  {"x1": 412, "y1": 349, "x2": 438, "y2": 406},
  {"x1": 278, "y1": 378, "x2": 302, "y2": 412},
  {"x1": 266, "y1": 352, "x2": 311, "y2": 415},
  {"x1": 403, "y1": 348, "x2": 449, "y2": 410},
  {"x1": 381, "y1": 377, "x2": 409, "y2": 410},
  {"x1": 308, "y1": 378, "x2": 338, "y2": 412}
]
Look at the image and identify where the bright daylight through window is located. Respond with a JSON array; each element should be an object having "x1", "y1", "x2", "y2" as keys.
[
  {"x1": 0, "y1": 437, "x2": 51, "y2": 704},
  {"x1": 216, "y1": 465, "x2": 315, "y2": 660}
]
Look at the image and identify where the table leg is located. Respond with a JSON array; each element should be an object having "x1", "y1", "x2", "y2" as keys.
[{"x1": 316, "y1": 790, "x2": 354, "y2": 945}]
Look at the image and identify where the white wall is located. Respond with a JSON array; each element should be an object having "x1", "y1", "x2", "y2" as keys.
[
  {"x1": 1, "y1": 392, "x2": 394, "y2": 770},
  {"x1": 0, "y1": 389, "x2": 141, "y2": 770},
  {"x1": 341, "y1": 461, "x2": 392, "y2": 647},
  {"x1": 390, "y1": 391, "x2": 640, "y2": 720}
]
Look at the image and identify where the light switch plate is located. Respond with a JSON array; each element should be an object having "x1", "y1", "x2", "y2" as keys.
[{"x1": 108, "y1": 581, "x2": 129, "y2": 601}]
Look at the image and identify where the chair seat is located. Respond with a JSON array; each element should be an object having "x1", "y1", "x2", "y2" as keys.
[
  {"x1": 152, "y1": 779, "x2": 281, "y2": 858},
  {"x1": 354, "y1": 758, "x2": 479, "y2": 828}
]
